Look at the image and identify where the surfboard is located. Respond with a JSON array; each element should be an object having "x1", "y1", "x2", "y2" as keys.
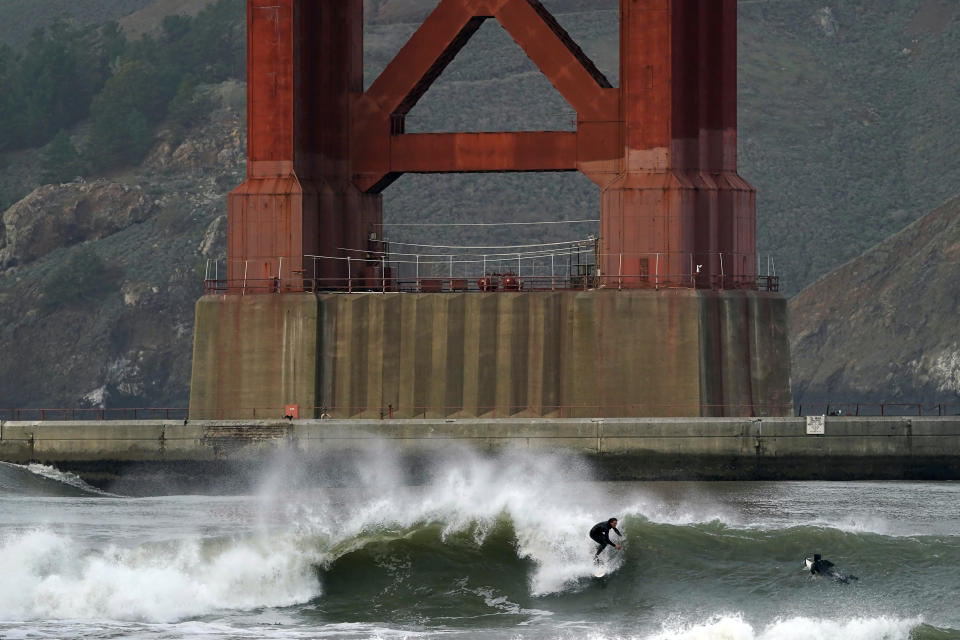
[{"x1": 592, "y1": 566, "x2": 606, "y2": 578}]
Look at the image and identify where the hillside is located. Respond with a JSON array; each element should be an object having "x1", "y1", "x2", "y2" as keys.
[
  {"x1": 0, "y1": 0, "x2": 959, "y2": 410},
  {"x1": 0, "y1": 0, "x2": 156, "y2": 48},
  {"x1": 789, "y1": 193, "x2": 960, "y2": 408},
  {"x1": 117, "y1": 0, "x2": 212, "y2": 39}
]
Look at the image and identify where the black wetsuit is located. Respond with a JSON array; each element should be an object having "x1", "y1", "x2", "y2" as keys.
[
  {"x1": 589, "y1": 521, "x2": 622, "y2": 558},
  {"x1": 810, "y1": 557, "x2": 858, "y2": 584}
]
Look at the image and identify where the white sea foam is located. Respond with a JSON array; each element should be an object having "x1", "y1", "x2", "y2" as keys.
[
  {"x1": 26, "y1": 462, "x2": 122, "y2": 496},
  {"x1": 639, "y1": 614, "x2": 921, "y2": 640},
  {"x1": 553, "y1": 614, "x2": 923, "y2": 640},
  {"x1": 0, "y1": 528, "x2": 324, "y2": 622},
  {"x1": 0, "y1": 619, "x2": 433, "y2": 639}
]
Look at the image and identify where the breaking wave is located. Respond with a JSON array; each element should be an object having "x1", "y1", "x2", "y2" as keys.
[{"x1": 0, "y1": 461, "x2": 119, "y2": 497}]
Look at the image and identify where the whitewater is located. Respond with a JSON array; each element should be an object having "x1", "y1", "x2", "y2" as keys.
[{"x1": 0, "y1": 447, "x2": 958, "y2": 640}]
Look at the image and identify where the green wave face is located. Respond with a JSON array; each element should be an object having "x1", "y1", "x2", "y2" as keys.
[{"x1": 304, "y1": 514, "x2": 960, "y2": 637}]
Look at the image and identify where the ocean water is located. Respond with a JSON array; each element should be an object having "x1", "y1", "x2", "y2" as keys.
[{"x1": 1, "y1": 446, "x2": 958, "y2": 640}]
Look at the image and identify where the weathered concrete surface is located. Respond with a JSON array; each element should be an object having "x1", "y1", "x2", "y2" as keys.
[
  {"x1": 190, "y1": 294, "x2": 321, "y2": 419},
  {"x1": 189, "y1": 290, "x2": 792, "y2": 420},
  {"x1": 2, "y1": 418, "x2": 959, "y2": 489}
]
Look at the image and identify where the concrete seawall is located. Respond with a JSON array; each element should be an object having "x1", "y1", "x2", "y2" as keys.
[{"x1": 2, "y1": 417, "x2": 959, "y2": 490}]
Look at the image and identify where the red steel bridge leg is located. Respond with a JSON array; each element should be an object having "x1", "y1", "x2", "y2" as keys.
[
  {"x1": 599, "y1": 0, "x2": 755, "y2": 288},
  {"x1": 228, "y1": 1, "x2": 381, "y2": 292}
]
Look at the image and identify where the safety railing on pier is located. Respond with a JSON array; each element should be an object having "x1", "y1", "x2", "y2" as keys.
[
  {"x1": 0, "y1": 408, "x2": 189, "y2": 421},
  {"x1": 4, "y1": 403, "x2": 958, "y2": 422},
  {"x1": 794, "y1": 402, "x2": 960, "y2": 417},
  {"x1": 202, "y1": 248, "x2": 781, "y2": 295}
]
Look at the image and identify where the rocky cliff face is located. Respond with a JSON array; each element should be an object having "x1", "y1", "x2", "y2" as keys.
[
  {"x1": 0, "y1": 181, "x2": 157, "y2": 271},
  {"x1": 789, "y1": 194, "x2": 960, "y2": 407},
  {"x1": 0, "y1": 82, "x2": 241, "y2": 410}
]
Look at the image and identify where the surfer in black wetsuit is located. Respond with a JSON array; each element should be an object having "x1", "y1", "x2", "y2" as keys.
[
  {"x1": 805, "y1": 554, "x2": 858, "y2": 584},
  {"x1": 589, "y1": 518, "x2": 622, "y2": 560}
]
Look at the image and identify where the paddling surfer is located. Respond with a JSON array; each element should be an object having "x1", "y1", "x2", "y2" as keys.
[
  {"x1": 589, "y1": 517, "x2": 623, "y2": 560},
  {"x1": 804, "y1": 553, "x2": 858, "y2": 584}
]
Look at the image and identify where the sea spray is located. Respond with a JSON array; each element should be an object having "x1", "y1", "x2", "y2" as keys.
[
  {"x1": 255, "y1": 442, "x2": 630, "y2": 594},
  {"x1": 0, "y1": 528, "x2": 324, "y2": 621}
]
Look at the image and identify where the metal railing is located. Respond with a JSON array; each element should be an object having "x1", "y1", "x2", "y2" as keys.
[
  {"x1": 795, "y1": 403, "x2": 960, "y2": 417},
  {"x1": 0, "y1": 407, "x2": 189, "y2": 421},
  {"x1": 5, "y1": 402, "x2": 959, "y2": 422},
  {"x1": 203, "y1": 273, "x2": 780, "y2": 295},
  {"x1": 202, "y1": 250, "x2": 780, "y2": 295}
]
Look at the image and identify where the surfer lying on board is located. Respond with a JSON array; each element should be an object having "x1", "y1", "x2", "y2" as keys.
[
  {"x1": 804, "y1": 554, "x2": 858, "y2": 584},
  {"x1": 590, "y1": 517, "x2": 623, "y2": 560}
]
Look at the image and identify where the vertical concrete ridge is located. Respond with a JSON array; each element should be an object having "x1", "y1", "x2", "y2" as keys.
[
  {"x1": 719, "y1": 290, "x2": 753, "y2": 415},
  {"x1": 318, "y1": 294, "x2": 336, "y2": 417},
  {"x1": 427, "y1": 293, "x2": 449, "y2": 418},
  {"x1": 747, "y1": 292, "x2": 792, "y2": 417},
  {"x1": 526, "y1": 293, "x2": 547, "y2": 416},
  {"x1": 475, "y1": 294, "x2": 500, "y2": 417},
  {"x1": 379, "y1": 294, "x2": 402, "y2": 416},
  {"x1": 363, "y1": 293, "x2": 385, "y2": 418},
  {"x1": 396, "y1": 294, "x2": 418, "y2": 417},
  {"x1": 698, "y1": 290, "x2": 724, "y2": 416},
  {"x1": 541, "y1": 292, "x2": 563, "y2": 417},
  {"x1": 444, "y1": 294, "x2": 467, "y2": 417}
]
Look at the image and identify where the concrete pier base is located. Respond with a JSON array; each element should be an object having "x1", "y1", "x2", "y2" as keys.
[
  {"x1": 189, "y1": 290, "x2": 792, "y2": 420},
  {"x1": 2, "y1": 418, "x2": 959, "y2": 494}
]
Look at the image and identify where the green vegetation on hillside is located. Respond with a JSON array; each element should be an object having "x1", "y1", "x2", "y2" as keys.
[
  {"x1": 0, "y1": 21, "x2": 121, "y2": 153},
  {"x1": 0, "y1": 0, "x2": 242, "y2": 174}
]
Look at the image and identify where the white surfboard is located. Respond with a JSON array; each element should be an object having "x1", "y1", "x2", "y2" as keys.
[{"x1": 592, "y1": 566, "x2": 606, "y2": 578}]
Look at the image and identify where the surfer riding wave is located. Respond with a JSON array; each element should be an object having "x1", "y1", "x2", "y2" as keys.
[{"x1": 589, "y1": 517, "x2": 622, "y2": 561}]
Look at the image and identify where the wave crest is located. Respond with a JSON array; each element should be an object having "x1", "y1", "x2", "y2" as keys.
[{"x1": 0, "y1": 529, "x2": 324, "y2": 622}]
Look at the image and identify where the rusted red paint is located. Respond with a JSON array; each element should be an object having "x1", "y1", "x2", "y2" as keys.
[
  {"x1": 229, "y1": 1, "x2": 381, "y2": 288},
  {"x1": 229, "y1": 0, "x2": 756, "y2": 291}
]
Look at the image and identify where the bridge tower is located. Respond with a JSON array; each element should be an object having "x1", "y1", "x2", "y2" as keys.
[{"x1": 189, "y1": 0, "x2": 792, "y2": 419}]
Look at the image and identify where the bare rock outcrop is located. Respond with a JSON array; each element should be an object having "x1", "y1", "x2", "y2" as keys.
[{"x1": 0, "y1": 180, "x2": 157, "y2": 271}]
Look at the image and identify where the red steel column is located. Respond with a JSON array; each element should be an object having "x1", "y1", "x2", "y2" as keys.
[
  {"x1": 600, "y1": 0, "x2": 755, "y2": 288},
  {"x1": 715, "y1": 0, "x2": 756, "y2": 284},
  {"x1": 227, "y1": 0, "x2": 381, "y2": 291}
]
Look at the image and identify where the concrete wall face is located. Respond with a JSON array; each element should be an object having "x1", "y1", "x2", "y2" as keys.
[
  {"x1": 189, "y1": 290, "x2": 791, "y2": 419},
  {"x1": 189, "y1": 294, "x2": 321, "y2": 419}
]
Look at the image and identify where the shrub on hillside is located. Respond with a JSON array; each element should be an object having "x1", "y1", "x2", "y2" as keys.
[
  {"x1": 40, "y1": 131, "x2": 84, "y2": 185},
  {"x1": 167, "y1": 75, "x2": 215, "y2": 136},
  {"x1": 40, "y1": 245, "x2": 121, "y2": 311}
]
